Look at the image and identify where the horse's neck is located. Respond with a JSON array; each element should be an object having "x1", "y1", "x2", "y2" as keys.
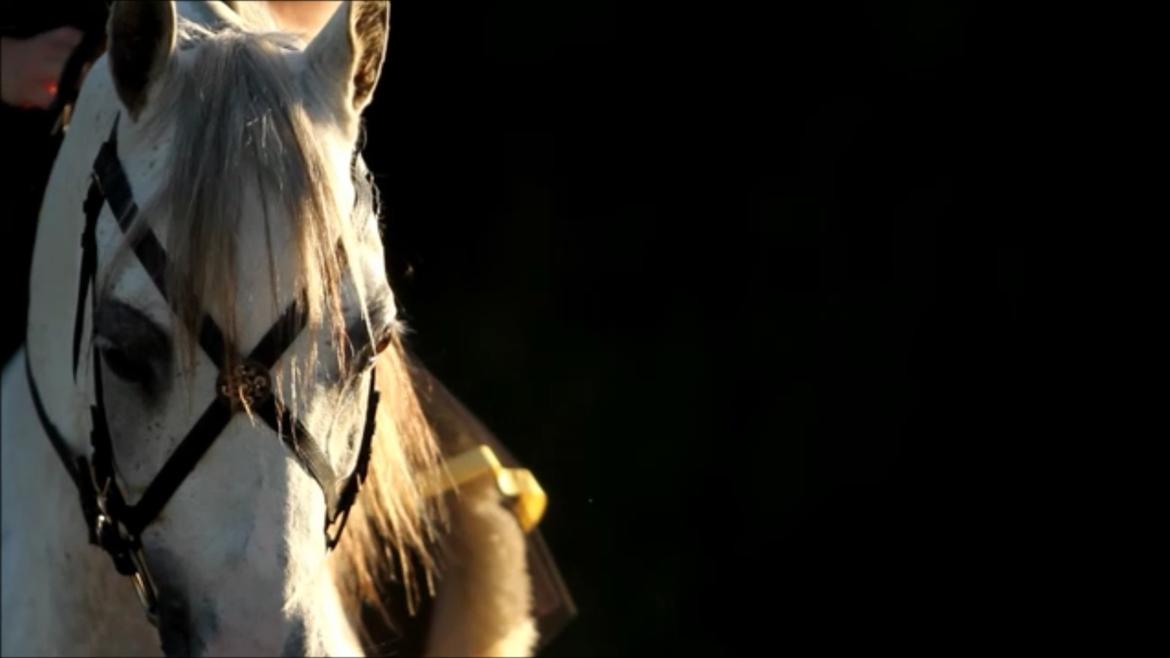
[{"x1": 1, "y1": 350, "x2": 159, "y2": 656}]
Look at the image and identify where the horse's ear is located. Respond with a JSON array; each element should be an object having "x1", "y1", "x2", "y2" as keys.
[
  {"x1": 302, "y1": 0, "x2": 390, "y2": 114},
  {"x1": 107, "y1": 0, "x2": 178, "y2": 119}
]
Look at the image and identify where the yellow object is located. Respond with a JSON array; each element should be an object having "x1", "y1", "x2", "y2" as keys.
[{"x1": 424, "y1": 445, "x2": 548, "y2": 533}]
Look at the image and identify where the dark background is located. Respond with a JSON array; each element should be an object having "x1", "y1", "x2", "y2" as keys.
[
  {"x1": 0, "y1": 0, "x2": 1060, "y2": 654},
  {"x1": 370, "y1": 1, "x2": 1043, "y2": 653}
]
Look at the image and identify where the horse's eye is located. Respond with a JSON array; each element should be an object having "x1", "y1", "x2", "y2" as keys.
[
  {"x1": 346, "y1": 327, "x2": 393, "y2": 382},
  {"x1": 92, "y1": 300, "x2": 170, "y2": 389},
  {"x1": 374, "y1": 327, "x2": 393, "y2": 355},
  {"x1": 99, "y1": 343, "x2": 154, "y2": 384}
]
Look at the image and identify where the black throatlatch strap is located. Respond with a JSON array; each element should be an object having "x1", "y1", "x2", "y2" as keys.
[
  {"x1": 24, "y1": 355, "x2": 102, "y2": 543},
  {"x1": 72, "y1": 180, "x2": 103, "y2": 378}
]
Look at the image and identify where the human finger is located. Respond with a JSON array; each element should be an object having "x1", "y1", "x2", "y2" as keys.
[{"x1": 42, "y1": 26, "x2": 84, "y2": 53}]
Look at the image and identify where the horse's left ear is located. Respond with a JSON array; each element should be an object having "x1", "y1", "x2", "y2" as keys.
[
  {"x1": 302, "y1": 0, "x2": 391, "y2": 114},
  {"x1": 107, "y1": 0, "x2": 178, "y2": 120}
]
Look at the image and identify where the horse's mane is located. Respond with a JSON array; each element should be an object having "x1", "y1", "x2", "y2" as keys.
[{"x1": 112, "y1": 11, "x2": 446, "y2": 648}]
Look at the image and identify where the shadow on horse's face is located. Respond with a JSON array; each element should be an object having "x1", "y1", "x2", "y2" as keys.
[
  {"x1": 149, "y1": 547, "x2": 213, "y2": 657},
  {"x1": 146, "y1": 542, "x2": 321, "y2": 657}
]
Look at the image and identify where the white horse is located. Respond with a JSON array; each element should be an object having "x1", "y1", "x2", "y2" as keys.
[{"x1": 1, "y1": 1, "x2": 565, "y2": 655}]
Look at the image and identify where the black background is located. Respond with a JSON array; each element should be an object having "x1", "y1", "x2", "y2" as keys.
[
  {"x1": 368, "y1": 1, "x2": 1044, "y2": 654},
  {"x1": 0, "y1": 1, "x2": 1064, "y2": 654}
]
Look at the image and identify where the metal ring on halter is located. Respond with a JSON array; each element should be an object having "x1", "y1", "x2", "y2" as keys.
[{"x1": 216, "y1": 359, "x2": 274, "y2": 411}]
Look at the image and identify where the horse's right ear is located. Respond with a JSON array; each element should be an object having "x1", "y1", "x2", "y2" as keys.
[
  {"x1": 301, "y1": 1, "x2": 391, "y2": 116},
  {"x1": 107, "y1": 0, "x2": 177, "y2": 120}
]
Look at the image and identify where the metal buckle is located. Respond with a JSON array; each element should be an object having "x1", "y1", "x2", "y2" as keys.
[
  {"x1": 94, "y1": 509, "x2": 160, "y2": 627},
  {"x1": 217, "y1": 359, "x2": 273, "y2": 411},
  {"x1": 128, "y1": 548, "x2": 160, "y2": 627}
]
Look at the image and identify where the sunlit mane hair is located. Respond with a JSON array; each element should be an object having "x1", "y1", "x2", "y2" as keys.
[
  {"x1": 107, "y1": 14, "x2": 446, "y2": 646},
  {"x1": 140, "y1": 17, "x2": 346, "y2": 374}
]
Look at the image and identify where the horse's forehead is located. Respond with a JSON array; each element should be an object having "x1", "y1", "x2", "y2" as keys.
[{"x1": 96, "y1": 183, "x2": 277, "y2": 349}]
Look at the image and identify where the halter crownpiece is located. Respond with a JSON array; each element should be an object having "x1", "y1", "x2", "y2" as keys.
[{"x1": 24, "y1": 113, "x2": 382, "y2": 626}]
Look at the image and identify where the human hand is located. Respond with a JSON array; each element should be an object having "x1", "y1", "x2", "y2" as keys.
[{"x1": 0, "y1": 26, "x2": 84, "y2": 110}]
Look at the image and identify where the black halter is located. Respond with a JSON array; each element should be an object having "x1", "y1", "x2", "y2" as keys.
[{"x1": 24, "y1": 114, "x2": 380, "y2": 626}]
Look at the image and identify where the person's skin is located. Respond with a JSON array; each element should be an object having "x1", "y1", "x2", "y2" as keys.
[
  {"x1": 0, "y1": 27, "x2": 84, "y2": 109},
  {"x1": 0, "y1": 2, "x2": 343, "y2": 110},
  {"x1": 265, "y1": 1, "x2": 344, "y2": 39}
]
